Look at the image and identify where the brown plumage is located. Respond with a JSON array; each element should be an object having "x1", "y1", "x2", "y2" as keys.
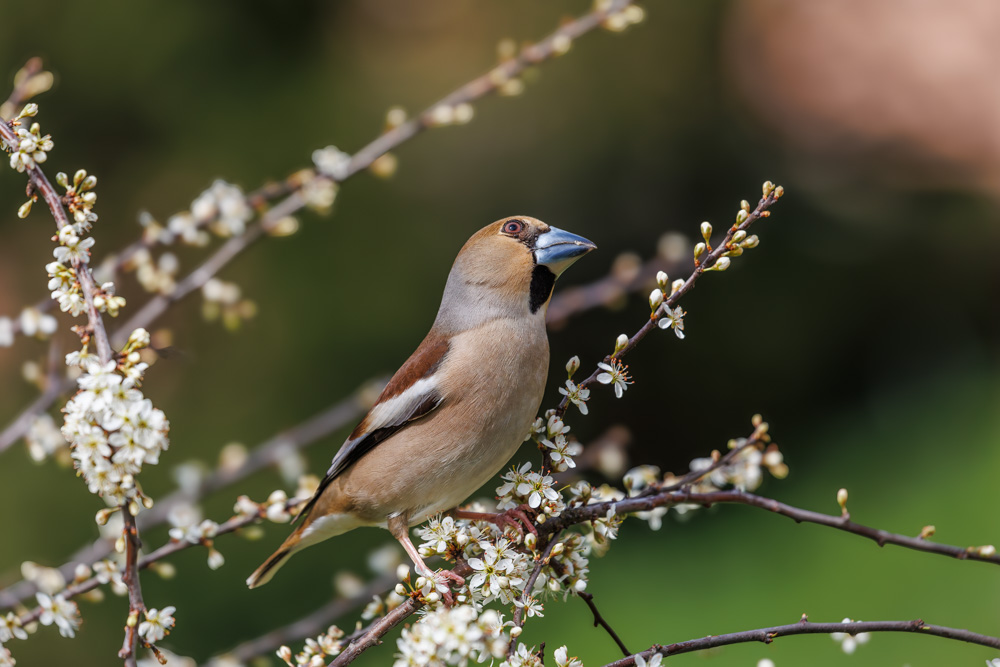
[{"x1": 248, "y1": 216, "x2": 595, "y2": 588}]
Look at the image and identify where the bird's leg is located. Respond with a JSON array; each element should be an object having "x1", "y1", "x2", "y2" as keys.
[
  {"x1": 452, "y1": 505, "x2": 538, "y2": 538},
  {"x1": 388, "y1": 514, "x2": 464, "y2": 605}
]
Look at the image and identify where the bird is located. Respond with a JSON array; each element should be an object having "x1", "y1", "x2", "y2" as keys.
[{"x1": 247, "y1": 216, "x2": 595, "y2": 589}]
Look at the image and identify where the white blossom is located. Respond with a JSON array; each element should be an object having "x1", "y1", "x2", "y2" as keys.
[
  {"x1": 138, "y1": 606, "x2": 176, "y2": 643},
  {"x1": 635, "y1": 654, "x2": 662, "y2": 667},
  {"x1": 35, "y1": 592, "x2": 80, "y2": 638},
  {"x1": 595, "y1": 360, "x2": 631, "y2": 398},
  {"x1": 831, "y1": 619, "x2": 870, "y2": 654},
  {"x1": 558, "y1": 379, "x2": 590, "y2": 415},
  {"x1": 191, "y1": 180, "x2": 252, "y2": 237},
  {"x1": 0, "y1": 317, "x2": 12, "y2": 347},
  {"x1": 553, "y1": 646, "x2": 583, "y2": 667},
  {"x1": 17, "y1": 307, "x2": 57, "y2": 338},
  {"x1": 393, "y1": 605, "x2": 506, "y2": 667},
  {"x1": 312, "y1": 146, "x2": 352, "y2": 180},
  {"x1": 0, "y1": 613, "x2": 26, "y2": 642},
  {"x1": 657, "y1": 305, "x2": 685, "y2": 339},
  {"x1": 9, "y1": 123, "x2": 53, "y2": 172}
]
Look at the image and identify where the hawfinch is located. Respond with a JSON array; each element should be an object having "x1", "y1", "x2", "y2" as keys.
[{"x1": 247, "y1": 216, "x2": 595, "y2": 589}]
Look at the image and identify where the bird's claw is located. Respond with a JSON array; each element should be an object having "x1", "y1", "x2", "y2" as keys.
[{"x1": 494, "y1": 505, "x2": 538, "y2": 537}]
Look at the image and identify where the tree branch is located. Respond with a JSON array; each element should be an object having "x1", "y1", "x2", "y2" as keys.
[
  {"x1": 601, "y1": 618, "x2": 1000, "y2": 665},
  {"x1": 541, "y1": 489, "x2": 1000, "y2": 566}
]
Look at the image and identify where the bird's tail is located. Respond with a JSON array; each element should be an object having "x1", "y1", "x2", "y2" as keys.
[
  {"x1": 247, "y1": 519, "x2": 310, "y2": 589},
  {"x1": 246, "y1": 545, "x2": 294, "y2": 589}
]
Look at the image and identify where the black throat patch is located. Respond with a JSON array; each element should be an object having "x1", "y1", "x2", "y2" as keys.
[{"x1": 528, "y1": 265, "x2": 556, "y2": 314}]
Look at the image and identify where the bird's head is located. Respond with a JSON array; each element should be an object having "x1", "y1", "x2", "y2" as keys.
[{"x1": 436, "y1": 216, "x2": 596, "y2": 330}]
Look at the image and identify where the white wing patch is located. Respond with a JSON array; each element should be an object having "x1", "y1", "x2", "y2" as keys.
[{"x1": 365, "y1": 376, "x2": 439, "y2": 433}]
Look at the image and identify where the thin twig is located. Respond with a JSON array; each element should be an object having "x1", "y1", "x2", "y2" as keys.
[
  {"x1": 541, "y1": 489, "x2": 1000, "y2": 566},
  {"x1": 508, "y1": 531, "x2": 562, "y2": 655},
  {"x1": 117, "y1": 510, "x2": 145, "y2": 667},
  {"x1": 601, "y1": 618, "x2": 1000, "y2": 665},
  {"x1": 554, "y1": 189, "x2": 782, "y2": 417},
  {"x1": 578, "y1": 592, "x2": 632, "y2": 657}
]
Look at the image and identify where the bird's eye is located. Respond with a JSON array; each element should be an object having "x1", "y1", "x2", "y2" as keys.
[{"x1": 502, "y1": 220, "x2": 524, "y2": 235}]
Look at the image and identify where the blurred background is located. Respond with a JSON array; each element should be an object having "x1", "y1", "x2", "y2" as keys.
[{"x1": 1, "y1": 0, "x2": 999, "y2": 665}]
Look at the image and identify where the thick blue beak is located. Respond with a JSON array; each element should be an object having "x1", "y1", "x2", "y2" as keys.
[{"x1": 533, "y1": 226, "x2": 597, "y2": 276}]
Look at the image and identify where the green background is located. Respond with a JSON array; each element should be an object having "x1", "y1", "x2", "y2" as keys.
[{"x1": 0, "y1": 1, "x2": 997, "y2": 665}]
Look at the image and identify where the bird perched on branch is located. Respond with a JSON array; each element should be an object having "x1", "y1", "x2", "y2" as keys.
[{"x1": 247, "y1": 216, "x2": 595, "y2": 589}]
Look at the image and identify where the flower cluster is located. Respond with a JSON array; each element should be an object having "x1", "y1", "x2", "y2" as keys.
[
  {"x1": 61, "y1": 329, "x2": 170, "y2": 509},
  {"x1": 278, "y1": 624, "x2": 345, "y2": 667},
  {"x1": 497, "y1": 462, "x2": 564, "y2": 518},
  {"x1": 8, "y1": 120, "x2": 52, "y2": 173},
  {"x1": 528, "y1": 411, "x2": 582, "y2": 473},
  {"x1": 393, "y1": 605, "x2": 506, "y2": 667},
  {"x1": 558, "y1": 356, "x2": 591, "y2": 415},
  {"x1": 201, "y1": 278, "x2": 256, "y2": 330},
  {"x1": 689, "y1": 439, "x2": 787, "y2": 493},
  {"x1": 164, "y1": 179, "x2": 252, "y2": 245}
]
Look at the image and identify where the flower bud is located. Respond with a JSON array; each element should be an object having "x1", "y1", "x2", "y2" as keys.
[
  {"x1": 425, "y1": 591, "x2": 441, "y2": 603},
  {"x1": 17, "y1": 102, "x2": 38, "y2": 119},
  {"x1": 655, "y1": 270, "x2": 668, "y2": 290},
  {"x1": 740, "y1": 200, "x2": 750, "y2": 213},
  {"x1": 742, "y1": 235, "x2": 759, "y2": 249},
  {"x1": 978, "y1": 544, "x2": 997, "y2": 557},
  {"x1": 510, "y1": 626, "x2": 523, "y2": 638},
  {"x1": 762, "y1": 180, "x2": 775, "y2": 197},
  {"x1": 774, "y1": 185, "x2": 784, "y2": 198},
  {"x1": 699, "y1": 221, "x2": 712, "y2": 243},
  {"x1": 732, "y1": 230, "x2": 747, "y2": 244},
  {"x1": 56, "y1": 172, "x2": 69, "y2": 188},
  {"x1": 671, "y1": 278, "x2": 684, "y2": 295},
  {"x1": 395, "y1": 583, "x2": 407, "y2": 596},
  {"x1": 836, "y1": 488, "x2": 848, "y2": 510},
  {"x1": 736, "y1": 210, "x2": 749, "y2": 225},
  {"x1": 524, "y1": 532, "x2": 537, "y2": 550},
  {"x1": 707, "y1": 257, "x2": 730, "y2": 272},
  {"x1": 17, "y1": 200, "x2": 32, "y2": 219},
  {"x1": 648, "y1": 288, "x2": 663, "y2": 311},
  {"x1": 693, "y1": 242, "x2": 706, "y2": 261},
  {"x1": 550, "y1": 542, "x2": 565, "y2": 556},
  {"x1": 614, "y1": 333, "x2": 628, "y2": 356},
  {"x1": 414, "y1": 576, "x2": 427, "y2": 590},
  {"x1": 566, "y1": 355, "x2": 580, "y2": 376}
]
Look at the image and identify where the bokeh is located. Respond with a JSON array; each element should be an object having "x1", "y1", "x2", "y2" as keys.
[{"x1": 1, "y1": 1, "x2": 998, "y2": 665}]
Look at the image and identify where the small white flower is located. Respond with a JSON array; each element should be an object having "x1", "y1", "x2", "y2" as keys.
[
  {"x1": 596, "y1": 360, "x2": 632, "y2": 398},
  {"x1": 657, "y1": 305, "x2": 685, "y2": 339},
  {"x1": 313, "y1": 146, "x2": 352, "y2": 180},
  {"x1": 635, "y1": 653, "x2": 662, "y2": 667},
  {"x1": 0, "y1": 612, "x2": 27, "y2": 642},
  {"x1": 558, "y1": 380, "x2": 590, "y2": 415},
  {"x1": 831, "y1": 618, "x2": 870, "y2": 655},
  {"x1": 138, "y1": 606, "x2": 176, "y2": 643},
  {"x1": 18, "y1": 307, "x2": 57, "y2": 338},
  {"x1": 0, "y1": 317, "x2": 13, "y2": 347},
  {"x1": 0, "y1": 646, "x2": 14, "y2": 667},
  {"x1": 36, "y1": 592, "x2": 80, "y2": 638}
]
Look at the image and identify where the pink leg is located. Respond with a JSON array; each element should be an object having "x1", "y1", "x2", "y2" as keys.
[
  {"x1": 453, "y1": 505, "x2": 538, "y2": 537},
  {"x1": 388, "y1": 515, "x2": 464, "y2": 604}
]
